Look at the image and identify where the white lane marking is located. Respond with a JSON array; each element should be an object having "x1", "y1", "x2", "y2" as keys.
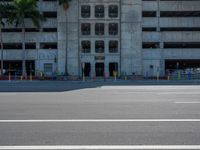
[
  {"x1": 0, "y1": 145, "x2": 200, "y2": 149},
  {"x1": 1, "y1": 119, "x2": 200, "y2": 123},
  {"x1": 175, "y1": 102, "x2": 200, "y2": 104},
  {"x1": 100, "y1": 86, "x2": 200, "y2": 90},
  {"x1": 0, "y1": 93, "x2": 17, "y2": 96}
]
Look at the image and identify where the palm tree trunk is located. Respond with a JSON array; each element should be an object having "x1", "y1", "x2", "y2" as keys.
[
  {"x1": 65, "y1": 9, "x2": 68, "y2": 75},
  {"x1": 0, "y1": 24, "x2": 3, "y2": 76},
  {"x1": 22, "y1": 21, "x2": 26, "y2": 77}
]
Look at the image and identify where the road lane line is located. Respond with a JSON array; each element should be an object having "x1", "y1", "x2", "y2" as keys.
[
  {"x1": 100, "y1": 86, "x2": 200, "y2": 90},
  {"x1": 1, "y1": 145, "x2": 200, "y2": 149},
  {"x1": 1, "y1": 119, "x2": 200, "y2": 123},
  {"x1": 175, "y1": 102, "x2": 200, "y2": 104}
]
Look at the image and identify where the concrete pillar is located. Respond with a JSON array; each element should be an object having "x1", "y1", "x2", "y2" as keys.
[{"x1": 121, "y1": 0, "x2": 142, "y2": 76}]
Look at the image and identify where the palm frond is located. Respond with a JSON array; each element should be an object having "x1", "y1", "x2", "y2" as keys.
[
  {"x1": 8, "y1": 0, "x2": 45, "y2": 28},
  {"x1": 58, "y1": 0, "x2": 72, "y2": 10}
]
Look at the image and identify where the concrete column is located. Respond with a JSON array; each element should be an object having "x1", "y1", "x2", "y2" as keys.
[
  {"x1": 160, "y1": 42, "x2": 164, "y2": 49},
  {"x1": 104, "y1": 62, "x2": 109, "y2": 78},
  {"x1": 121, "y1": 0, "x2": 142, "y2": 76},
  {"x1": 91, "y1": 62, "x2": 96, "y2": 78}
]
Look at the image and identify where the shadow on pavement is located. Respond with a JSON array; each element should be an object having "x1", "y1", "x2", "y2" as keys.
[{"x1": 0, "y1": 80, "x2": 200, "y2": 92}]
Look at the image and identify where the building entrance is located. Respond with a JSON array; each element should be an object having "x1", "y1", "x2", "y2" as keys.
[
  {"x1": 95, "y1": 63, "x2": 104, "y2": 76},
  {"x1": 84, "y1": 63, "x2": 91, "y2": 77},
  {"x1": 109, "y1": 63, "x2": 118, "y2": 76}
]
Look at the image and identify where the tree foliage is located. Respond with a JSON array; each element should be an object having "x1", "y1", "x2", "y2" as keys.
[
  {"x1": 58, "y1": 0, "x2": 72, "y2": 10},
  {"x1": 8, "y1": 0, "x2": 45, "y2": 28}
]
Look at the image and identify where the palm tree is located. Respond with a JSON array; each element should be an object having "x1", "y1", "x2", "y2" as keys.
[
  {"x1": 8, "y1": 0, "x2": 45, "y2": 77},
  {"x1": 0, "y1": 2, "x2": 7, "y2": 76},
  {"x1": 59, "y1": 0, "x2": 71, "y2": 75},
  {"x1": 59, "y1": 0, "x2": 72, "y2": 11}
]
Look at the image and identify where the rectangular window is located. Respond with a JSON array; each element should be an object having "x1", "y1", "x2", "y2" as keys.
[
  {"x1": 81, "y1": 41, "x2": 91, "y2": 53},
  {"x1": 95, "y1": 23, "x2": 104, "y2": 35},
  {"x1": 44, "y1": 63, "x2": 53, "y2": 73},
  {"x1": 142, "y1": 28, "x2": 157, "y2": 31},
  {"x1": 109, "y1": 5, "x2": 118, "y2": 18},
  {"x1": 95, "y1": 5, "x2": 104, "y2": 18},
  {"x1": 81, "y1": 23, "x2": 91, "y2": 35},
  {"x1": 95, "y1": 41, "x2": 104, "y2": 53},
  {"x1": 164, "y1": 42, "x2": 200, "y2": 48},
  {"x1": 43, "y1": 28, "x2": 57, "y2": 32},
  {"x1": 25, "y1": 28, "x2": 39, "y2": 32},
  {"x1": 1, "y1": 28, "x2": 22, "y2": 32},
  {"x1": 142, "y1": 11, "x2": 157, "y2": 17},
  {"x1": 109, "y1": 41, "x2": 118, "y2": 53},
  {"x1": 81, "y1": 5, "x2": 91, "y2": 18},
  {"x1": 109, "y1": 23, "x2": 118, "y2": 35},
  {"x1": 40, "y1": 43, "x2": 57, "y2": 49},
  {"x1": 160, "y1": 11, "x2": 200, "y2": 17},
  {"x1": 3, "y1": 43, "x2": 22, "y2": 49},
  {"x1": 143, "y1": 42, "x2": 160, "y2": 49},
  {"x1": 25, "y1": 43, "x2": 36, "y2": 49},
  {"x1": 43, "y1": 11, "x2": 57, "y2": 18}
]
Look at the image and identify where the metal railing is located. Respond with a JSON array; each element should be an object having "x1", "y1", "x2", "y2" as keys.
[{"x1": 167, "y1": 68, "x2": 200, "y2": 80}]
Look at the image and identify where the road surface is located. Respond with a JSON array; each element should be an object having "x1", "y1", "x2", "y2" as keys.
[{"x1": 0, "y1": 81, "x2": 200, "y2": 149}]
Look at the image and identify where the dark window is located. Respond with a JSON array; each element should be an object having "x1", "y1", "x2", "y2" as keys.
[
  {"x1": 160, "y1": 11, "x2": 200, "y2": 17},
  {"x1": 25, "y1": 43, "x2": 36, "y2": 49},
  {"x1": 142, "y1": 11, "x2": 157, "y2": 17},
  {"x1": 160, "y1": 27, "x2": 200, "y2": 31},
  {"x1": 25, "y1": 28, "x2": 39, "y2": 32},
  {"x1": 81, "y1": 5, "x2": 91, "y2": 18},
  {"x1": 95, "y1": 23, "x2": 104, "y2": 35},
  {"x1": 40, "y1": 43, "x2": 57, "y2": 49},
  {"x1": 109, "y1": 5, "x2": 118, "y2": 18},
  {"x1": 109, "y1": 41, "x2": 118, "y2": 53},
  {"x1": 143, "y1": 42, "x2": 160, "y2": 49},
  {"x1": 95, "y1": 41, "x2": 104, "y2": 53},
  {"x1": 142, "y1": 28, "x2": 157, "y2": 31},
  {"x1": 3, "y1": 43, "x2": 22, "y2": 49},
  {"x1": 81, "y1": 41, "x2": 91, "y2": 53},
  {"x1": 164, "y1": 42, "x2": 200, "y2": 48},
  {"x1": 81, "y1": 23, "x2": 91, "y2": 35},
  {"x1": 43, "y1": 11, "x2": 57, "y2": 18},
  {"x1": 95, "y1": 5, "x2": 104, "y2": 18},
  {"x1": 43, "y1": 28, "x2": 57, "y2": 32},
  {"x1": 1, "y1": 28, "x2": 22, "y2": 32},
  {"x1": 109, "y1": 23, "x2": 118, "y2": 35}
]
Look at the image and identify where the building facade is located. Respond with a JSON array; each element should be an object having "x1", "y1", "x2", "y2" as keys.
[{"x1": 1, "y1": 0, "x2": 200, "y2": 78}]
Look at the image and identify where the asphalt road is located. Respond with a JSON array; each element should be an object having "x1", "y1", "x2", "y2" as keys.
[{"x1": 0, "y1": 81, "x2": 200, "y2": 149}]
